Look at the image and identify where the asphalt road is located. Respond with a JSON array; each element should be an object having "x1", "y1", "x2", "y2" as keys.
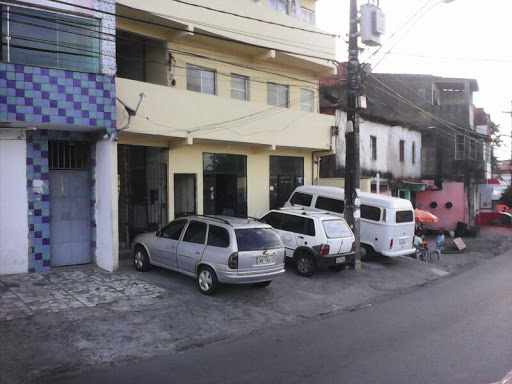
[{"x1": 55, "y1": 251, "x2": 512, "y2": 384}]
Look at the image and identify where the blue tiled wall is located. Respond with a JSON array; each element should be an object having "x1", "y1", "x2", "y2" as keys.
[{"x1": 0, "y1": 63, "x2": 116, "y2": 132}]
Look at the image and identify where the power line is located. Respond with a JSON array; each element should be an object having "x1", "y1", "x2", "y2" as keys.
[
  {"x1": 38, "y1": 0, "x2": 339, "y2": 63},
  {"x1": 168, "y1": 0, "x2": 340, "y2": 38}
]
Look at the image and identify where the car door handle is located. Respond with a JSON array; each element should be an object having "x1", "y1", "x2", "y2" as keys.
[{"x1": 297, "y1": 236, "x2": 304, "y2": 239}]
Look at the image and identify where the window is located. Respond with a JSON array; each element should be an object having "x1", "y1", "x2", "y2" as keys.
[
  {"x1": 300, "y1": 8, "x2": 315, "y2": 24},
  {"x1": 268, "y1": 0, "x2": 289, "y2": 14},
  {"x1": 483, "y1": 143, "x2": 491, "y2": 163},
  {"x1": 269, "y1": 156, "x2": 304, "y2": 210},
  {"x1": 261, "y1": 212, "x2": 284, "y2": 229},
  {"x1": 399, "y1": 140, "x2": 405, "y2": 162},
  {"x1": 323, "y1": 220, "x2": 352, "y2": 239},
  {"x1": 455, "y1": 134, "x2": 465, "y2": 160},
  {"x1": 396, "y1": 210, "x2": 414, "y2": 223},
  {"x1": 300, "y1": 89, "x2": 314, "y2": 112},
  {"x1": 231, "y1": 74, "x2": 249, "y2": 101},
  {"x1": 361, "y1": 204, "x2": 381, "y2": 222},
  {"x1": 267, "y1": 83, "x2": 289, "y2": 108},
  {"x1": 235, "y1": 228, "x2": 282, "y2": 251},
  {"x1": 2, "y1": 6, "x2": 100, "y2": 72},
  {"x1": 289, "y1": 192, "x2": 312, "y2": 207},
  {"x1": 370, "y1": 136, "x2": 377, "y2": 161},
  {"x1": 187, "y1": 64, "x2": 216, "y2": 95},
  {"x1": 315, "y1": 196, "x2": 344, "y2": 214},
  {"x1": 281, "y1": 215, "x2": 315, "y2": 236},
  {"x1": 161, "y1": 220, "x2": 187, "y2": 240},
  {"x1": 182, "y1": 221, "x2": 207, "y2": 244},
  {"x1": 49, "y1": 141, "x2": 89, "y2": 170},
  {"x1": 207, "y1": 225, "x2": 230, "y2": 248},
  {"x1": 468, "y1": 139, "x2": 478, "y2": 160},
  {"x1": 412, "y1": 142, "x2": 416, "y2": 164}
]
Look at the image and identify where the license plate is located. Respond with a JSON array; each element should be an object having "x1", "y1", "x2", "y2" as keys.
[
  {"x1": 257, "y1": 256, "x2": 272, "y2": 265},
  {"x1": 336, "y1": 256, "x2": 346, "y2": 264},
  {"x1": 399, "y1": 239, "x2": 407, "y2": 246}
]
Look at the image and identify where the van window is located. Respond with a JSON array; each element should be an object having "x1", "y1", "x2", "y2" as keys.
[
  {"x1": 323, "y1": 220, "x2": 352, "y2": 239},
  {"x1": 281, "y1": 214, "x2": 315, "y2": 236},
  {"x1": 261, "y1": 212, "x2": 284, "y2": 230},
  {"x1": 315, "y1": 196, "x2": 344, "y2": 214},
  {"x1": 361, "y1": 204, "x2": 381, "y2": 221},
  {"x1": 396, "y1": 210, "x2": 414, "y2": 223},
  {"x1": 290, "y1": 192, "x2": 313, "y2": 207}
]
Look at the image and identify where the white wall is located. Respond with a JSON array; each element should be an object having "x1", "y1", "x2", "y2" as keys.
[
  {"x1": 0, "y1": 131, "x2": 29, "y2": 274},
  {"x1": 95, "y1": 139, "x2": 119, "y2": 272},
  {"x1": 335, "y1": 112, "x2": 422, "y2": 179}
]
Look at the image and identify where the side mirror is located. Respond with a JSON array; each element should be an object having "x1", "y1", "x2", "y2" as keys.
[{"x1": 155, "y1": 230, "x2": 161, "y2": 237}]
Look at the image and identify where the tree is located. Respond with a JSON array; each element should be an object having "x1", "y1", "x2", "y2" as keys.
[
  {"x1": 501, "y1": 184, "x2": 512, "y2": 208},
  {"x1": 489, "y1": 120, "x2": 502, "y2": 171}
]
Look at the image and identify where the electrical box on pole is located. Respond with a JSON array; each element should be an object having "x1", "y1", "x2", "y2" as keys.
[{"x1": 360, "y1": 3, "x2": 386, "y2": 46}]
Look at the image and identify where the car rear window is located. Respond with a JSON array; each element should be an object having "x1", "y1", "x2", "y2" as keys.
[
  {"x1": 322, "y1": 220, "x2": 353, "y2": 239},
  {"x1": 396, "y1": 210, "x2": 414, "y2": 223},
  {"x1": 290, "y1": 192, "x2": 313, "y2": 207},
  {"x1": 235, "y1": 228, "x2": 282, "y2": 252}
]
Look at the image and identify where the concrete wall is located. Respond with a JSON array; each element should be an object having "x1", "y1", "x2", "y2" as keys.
[
  {"x1": 95, "y1": 139, "x2": 119, "y2": 272},
  {"x1": 415, "y1": 182, "x2": 467, "y2": 230},
  {"x1": 0, "y1": 131, "x2": 29, "y2": 275}
]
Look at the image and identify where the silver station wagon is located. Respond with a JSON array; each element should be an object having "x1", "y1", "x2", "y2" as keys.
[{"x1": 132, "y1": 216, "x2": 285, "y2": 295}]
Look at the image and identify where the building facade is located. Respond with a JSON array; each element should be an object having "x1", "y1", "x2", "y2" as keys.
[
  {"x1": 114, "y1": 0, "x2": 337, "y2": 249},
  {"x1": 0, "y1": 0, "x2": 118, "y2": 274}
]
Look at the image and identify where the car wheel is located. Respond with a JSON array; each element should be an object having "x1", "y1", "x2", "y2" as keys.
[
  {"x1": 361, "y1": 244, "x2": 374, "y2": 262},
  {"x1": 295, "y1": 252, "x2": 316, "y2": 277},
  {"x1": 134, "y1": 246, "x2": 150, "y2": 272},
  {"x1": 197, "y1": 266, "x2": 219, "y2": 295},
  {"x1": 253, "y1": 281, "x2": 272, "y2": 288}
]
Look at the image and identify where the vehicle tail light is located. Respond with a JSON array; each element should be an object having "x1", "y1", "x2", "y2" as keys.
[
  {"x1": 228, "y1": 252, "x2": 239, "y2": 269},
  {"x1": 350, "y1": 242, "x2": 355, "y2": 252},
  {"x1": 320, "y1": 244, "x2": 330, "y2": 255},
  {"x1": 389, "y1": 238, "x2": 394, "y2": 250}
]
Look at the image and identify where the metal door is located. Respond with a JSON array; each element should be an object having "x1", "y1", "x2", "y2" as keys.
[{"x1": 49, "y1": 170, "x2": 91, "y2": 266}]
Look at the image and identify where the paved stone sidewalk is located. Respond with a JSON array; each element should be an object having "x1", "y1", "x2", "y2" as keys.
[{"x1": 0, "y1": 269, "x2": 166, "y2": 322}]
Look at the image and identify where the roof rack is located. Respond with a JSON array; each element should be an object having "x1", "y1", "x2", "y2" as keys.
[{"x1": 186, "y1": 214, "x2": 231, "y2": 225}]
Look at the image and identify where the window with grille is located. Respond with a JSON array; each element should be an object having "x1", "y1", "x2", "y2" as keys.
[{"x1": 49, "y1": 141, "x2": 90, "y2": 170}]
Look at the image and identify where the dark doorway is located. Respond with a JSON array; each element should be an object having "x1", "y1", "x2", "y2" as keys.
[
  {"x1": 203, "y1": 153, "x2": 247, "y2": 217},
  {"x1": 174, "y1": 174, "x2": 196, "y2": 218},
  {"x1": 270, "y1": 156, "x2": 304, "y2": 209},
  {"x1": 118, "y1": 145, "x2": 168, "y2": 250}
]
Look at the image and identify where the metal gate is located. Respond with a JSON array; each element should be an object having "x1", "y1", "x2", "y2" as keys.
[{"x1": 118, "y1": 145, "x2": 168, "y2": 250}]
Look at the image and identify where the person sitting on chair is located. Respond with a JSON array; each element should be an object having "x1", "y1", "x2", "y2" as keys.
[{"x1": 436, "y1": 229, "x2": 445, "y2": 250}]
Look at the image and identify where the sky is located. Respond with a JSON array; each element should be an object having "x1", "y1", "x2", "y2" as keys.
[{"x1": 316, "y1": 0, "x2": 512, "y2": 161}]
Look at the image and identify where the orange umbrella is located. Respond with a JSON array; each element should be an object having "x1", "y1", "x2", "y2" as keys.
[{"x1": 414, "y1": 209, "x2": 439, "y2": 223}]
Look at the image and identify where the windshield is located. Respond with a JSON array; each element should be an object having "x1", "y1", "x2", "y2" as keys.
[
  {"x1": 235, "y1": 228, "x2": 282, "y2": 252},
  {"x1": 322, "y1": 220, "x2": 353, "y2": 239}
]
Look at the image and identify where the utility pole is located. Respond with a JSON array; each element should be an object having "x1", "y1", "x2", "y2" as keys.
[{"x1": 344, "y1": 0, "x2": 362, "y2": 271}]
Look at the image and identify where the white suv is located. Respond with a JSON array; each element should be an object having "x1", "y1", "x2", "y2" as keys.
[{"x1": 261, "y1": 208, "x2": 355, "y2": 277}]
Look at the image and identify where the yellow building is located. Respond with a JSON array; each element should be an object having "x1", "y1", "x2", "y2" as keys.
[{"x1": 115, "y1": 0, "x2": 337, "y2": 249}]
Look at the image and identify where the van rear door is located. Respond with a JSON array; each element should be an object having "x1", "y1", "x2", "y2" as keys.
[{"x1": 390, "y1": 210, "x2": 415, "y2": 254}]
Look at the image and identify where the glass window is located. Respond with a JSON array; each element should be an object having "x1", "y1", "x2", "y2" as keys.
[
  {"x1": 455, "y1": 134, "x2": 465, "y2": 160},
  {"x1": 235, "y1": 228, "x2": 282, "y2": 251},
  {"x1": 399, "y1": 140, "x2": 405, "y2": 162},
  {"x1": 396, "y1": 210, "x2": 414, "y2": 223},
  {"x1": 361, "y1": 204, "x2": 381, "y2": 221},
  {"x1": 281, "y1": 214, "x2": 315, "y2": 236},
  {"x1": 315, "y1": 196, "x2": 344, "y2": 214},
  {"x1": 289, "y1": 192, "x2": 312, "y2": 207},
  {"x1": 161, "y1": 220, "x2": 187, "y2": 240},
  {"x1": 300, "y1": 89, "x2": 314, "y2": 112},
  {"x1": 187, "y1": 64, "x2": 216, "y2": 95},
  {"x1": 182, "y1": 221, "x2": 207, "y2": 244},
  {"x1": 370, "y1": 136, "x2": 377, "y2": 161},
  {"x1": 412, "y1": 142, "x2": 416, "y2": 164},
  {"x1": 323, "y1": 220, "x2": 352, "y2": 239},
  {"x1": 207, "y1": 225, "x2": 230, "y2": 248},
  {"x1": 268, "y1": 0, "x2": 289, "y2": 14},
  {"x1": 2, "y1": 6, "x2": 100, "y2": 72},
  {"x1": 261, "y1": 212, "x2": 284, "y2": 230},
  {"x1": 300, "y1": 8, "x2": 315, "y2": 24},
  {"x1": 267, "y1": 83, "x2": 289, "y2": 108},
  {"x1": 269, "y1": 156, "x2": 304, "y2": 210},
  {"x1": 231, "y1": 74, "x2": 249, "y2": 101}
]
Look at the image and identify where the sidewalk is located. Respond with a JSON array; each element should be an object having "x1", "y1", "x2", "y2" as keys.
[{"x1": 1, "y1": 229, "x2": 511, "y2": 384}]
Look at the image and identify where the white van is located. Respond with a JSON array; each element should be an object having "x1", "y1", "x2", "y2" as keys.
[{"x1": 284, "y1": 186, "x2": 415, "y2": 258}]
